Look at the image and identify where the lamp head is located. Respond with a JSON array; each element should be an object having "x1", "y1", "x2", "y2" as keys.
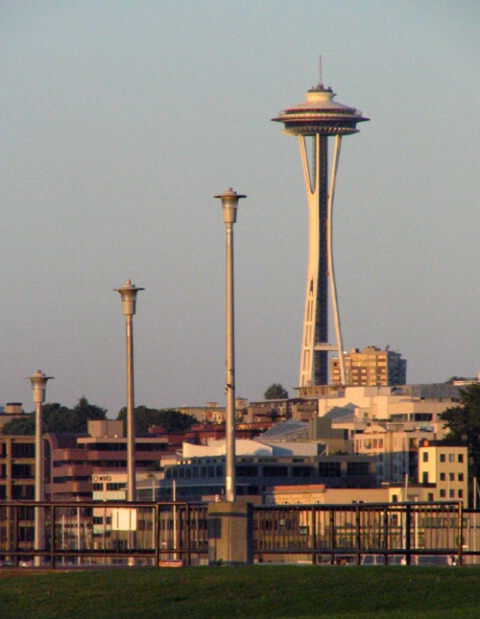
[
  {"x1": 114, "y1": 279, "x2": 145, "y2": 316},
  {"x1": 26, "y1": 370, "x2": 54, "y2": 404},
  {"x1": 214, "y1": 188, "x2": 246, "y2": 225}
]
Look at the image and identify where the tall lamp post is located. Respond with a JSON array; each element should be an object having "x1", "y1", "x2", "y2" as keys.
[
  {"x1": 114, "y1": 279, "x2": 144, "y2": 503},
  {"x1": 26, "y1": 370, "x2": 53, "y2": 566},
  {"x1": 214, "y1": 188, "x2": 246, "y2": 502}
]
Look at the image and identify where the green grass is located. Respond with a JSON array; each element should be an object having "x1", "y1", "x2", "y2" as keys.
[{"x1": 1, "y1": 566, "x2": 480, "y2": 619}]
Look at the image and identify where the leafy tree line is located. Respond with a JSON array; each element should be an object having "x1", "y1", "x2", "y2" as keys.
[
  {"x1": 2, "y1": 397, "x2": 196, "y2": 436},
  {"x1": 2, "y1": 397, "x2": 107, "y2": 435},
  {"x1": 116, "y1": 406, "x2": 196, "y2": 435}
]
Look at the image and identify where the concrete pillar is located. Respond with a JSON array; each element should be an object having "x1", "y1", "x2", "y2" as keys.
[{"x1": 207, "y1": 501, "x2": 253, "y2": 565}]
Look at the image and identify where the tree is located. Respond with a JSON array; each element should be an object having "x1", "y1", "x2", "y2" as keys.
[
  {"x1": 116, "y1": 406, "x2": 197, "y2": 436},
  {"x1": 440, "y1": 383, "x2": 480, "y2": 479},
  {"x1": 2, "y1": 414, "x2": 35, "y2": 435},
  {"x1": 264, "y1": 383, "x2": 289, "y2": 400},
  {"x1": 2, "y1": 397, "x2": 107, "y2": 435},
  {"x1": 67, "y1": 397, "x2": 107, "y2": 433}
]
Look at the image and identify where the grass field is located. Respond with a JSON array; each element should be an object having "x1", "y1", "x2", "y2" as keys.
[{"x1": 1, "y1": 565, "x2": 480, "y2": 619}]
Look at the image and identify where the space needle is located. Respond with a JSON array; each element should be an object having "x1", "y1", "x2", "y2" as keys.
[{"x1": 273, "y1": 67, "x2": 368, "y2": 387}]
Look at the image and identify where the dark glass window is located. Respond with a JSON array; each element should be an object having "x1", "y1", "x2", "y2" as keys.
[
  {"x1": 319, "y1": 462, "x2": 341, "y2": 477},
  {"x1": 347, "y1": 462, "x2": 370, "y2": 476}
]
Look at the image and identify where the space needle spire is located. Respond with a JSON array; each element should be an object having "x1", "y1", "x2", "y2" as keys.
[{"x1": 273, "y1": 68, "x2": 368, "y2": 387}]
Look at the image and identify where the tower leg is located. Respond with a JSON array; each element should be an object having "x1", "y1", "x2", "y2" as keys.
[{"x1": 298, "y1": 133, "x2": 345, "y2": 386}]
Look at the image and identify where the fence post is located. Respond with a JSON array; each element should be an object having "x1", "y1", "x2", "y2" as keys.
[
  {"x1": 355, "y1": 504, "x2": 361, "y2": 565},
  {"x1": 329, "y1": 508, "x2": 335, "y2": 565},
  {"x1": 311, "y1": 506, "x2": 316, "y2": 565},
  {"x1": 13, "y1": 505, "x2": 19, "y2": 567},
  {"x1": 405, "y1": 503, "x2": 411, "y2": 566},
  {"x1": 184, "y1": 503, "x2": 189, "y2": 565},
  {"x1": 383, "y1": 506, "x2": 389, "y2": 565},
  {"x1": 154, "y1": 504, "x2": 159, "y2": 568},
  {"x1": 50, "y1": 505, "x2": 56, "y2": 569},
  {"x1": 457, "y1": 502, "x2": 463, "y2": 567}
]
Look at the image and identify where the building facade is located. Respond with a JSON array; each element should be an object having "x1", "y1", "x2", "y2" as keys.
[
  {"x1": 418, "y1": 442, "x2": 468, "y2": 502},
  {"x1": 330, "y1": 346, "x2": 407, "y2": 387},
  {"x1": 0, "y1": 435, "x2": 35, "y2": 500},
  {"x1": 45, "y1": 420, "x2": 169, "y2": 501}
]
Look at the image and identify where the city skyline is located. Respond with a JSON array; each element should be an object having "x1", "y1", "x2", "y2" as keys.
[{"x1": 2, "y1": 2, "x2": 479, "y2": 415}]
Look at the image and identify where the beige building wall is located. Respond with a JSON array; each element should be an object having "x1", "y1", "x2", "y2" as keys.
[
  {"x1": 88, "y1": 419, "x2": 124, "y2": 438},
  {"x1": 264, "y1": 484, "x2": 390, "y2": 505},
  {"x1": 354, "y1": 424, "x2": 432, "y2": 483},
  {"x1": 418, "y1": 444, "x2": 468, "y2": 502}
]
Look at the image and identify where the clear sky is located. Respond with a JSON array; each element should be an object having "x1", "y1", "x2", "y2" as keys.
[{"x1": 2, "y1": 1, "x2": 479, "y2": 416}]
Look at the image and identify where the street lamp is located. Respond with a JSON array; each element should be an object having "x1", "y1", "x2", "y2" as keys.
[
  {"x1": 26, "y1": 369, "x2": 53, "y2": 566},
  {"x1": 214, "y1": 188, "x2": 246, "y2": 502},
  {"x1": 114, "y1": 279, "x2": 144, "y2": 503}
]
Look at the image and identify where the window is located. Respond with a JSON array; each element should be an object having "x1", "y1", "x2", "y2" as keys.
[
  {"x1": 11, "y1": 443, "x2": 35, "y2": 458},
  {"x1": 236, "y1": 465, "x2": 258, "y2": 477},
  {"x1": 262, "y1": 466, "x2": 288, "y2": 477},
  {"x1": 458, "y1": 454, "x2": 464, "y2": 463},
  {"x1": 440, "y1": 473, "x2": 446, "y2": 481},
  {"x1": 347, "y1": 462, "x2": 370, "y2": 477},
  {"x1": 440, "y1": 454, "x2": 446, "y2": 463},
  {"x1": 422, "y1": 452, "x2": 428, "y2": 462},
  {"x1": 292, "y1": 466, "x2": 312, "y2": 477},
  {"x1": 449, "y1": 489, "x2": 455, "y2": 498},
  {"x1": 107, "y1": 483, "x2": 126, "y2": 491},
  {"x1": 459, "y1": 473, "x2": 464, "y2": 482},
  {"x1": 440, "y1": 489, "x2": 446, "y2": 498},
  {"x1": 458, "y1": 489, "x2": 464, "y2": 498},
  {"x1": 449, "y1": 473, "x2": 455, "y2": 482},
  {"x1": 449, "y1": 454, "x2": 455, "y2": 463},
  {"x1": 428, "y1": 493, "x2": 434, "y2": 501},
  {"x1": 319, "y1": 462, "x2": 341, "y2": 478},
  {"x1": 422, "y1": 472, "x2": 429, "y2": 484},
  {"x1": 12, "y1": 464, "x2": 33, "y2": 478}
]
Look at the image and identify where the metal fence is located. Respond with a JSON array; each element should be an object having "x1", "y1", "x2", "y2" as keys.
[
  {"x1": 0, "y1": 501, "x2": 209, "y2": 568},
  {"x1": 1, "y1": 500, "x2": 478, "y2": 568},
  {"x1": 254, "y1": 502, "x2": 466, "y2": 565}
]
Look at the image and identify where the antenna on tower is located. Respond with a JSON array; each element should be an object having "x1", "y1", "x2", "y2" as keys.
[{"x1": 318, "y1": 55, "x2": 323, "y2": 87}]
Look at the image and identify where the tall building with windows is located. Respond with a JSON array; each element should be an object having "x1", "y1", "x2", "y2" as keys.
[
  {"x1": 330, "y1": 346, "x2": 407, "y2": 387},
  {"x1": 0, "y1": 435, "x2": 35, "y2": 500}
]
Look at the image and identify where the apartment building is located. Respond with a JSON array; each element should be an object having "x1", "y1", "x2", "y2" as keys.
[
  {"x1": 418, "y1": 442, "x2": 468, "y2": 502},
  {"x1": 354, "y1": 424, "x2": 433, "y2": 483},
  {"x1": 330, "y1": 346, "x2": 407, "y2": 387},
  {"x1": 0, "y1": 435, "x2": 35, "y2": 500}
]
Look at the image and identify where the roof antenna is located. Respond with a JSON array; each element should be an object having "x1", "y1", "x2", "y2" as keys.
[{"x1": 318, "y1": 55, "x2": 323, "y2": 88}]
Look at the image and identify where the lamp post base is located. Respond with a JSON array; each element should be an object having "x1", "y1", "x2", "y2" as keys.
[{"x1": 207, "y1": 501, "x2": 253, "y2": 565}]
